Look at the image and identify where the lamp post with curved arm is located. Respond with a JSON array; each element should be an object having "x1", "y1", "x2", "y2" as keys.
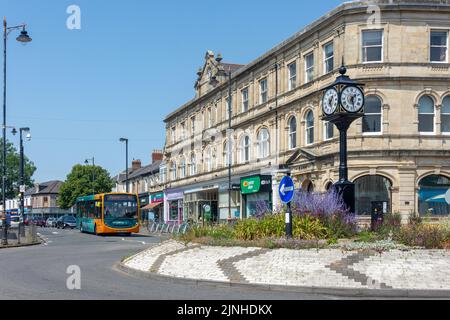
[{"x1": 2, "y1": 18, "x2": 32, "y2": 246}]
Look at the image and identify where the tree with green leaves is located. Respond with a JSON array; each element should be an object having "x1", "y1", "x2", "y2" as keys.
[
  {"x1": 0, "y1": 138, "x2": 36, "y2": 200},
  {"x1": 58, "y1": 164, "x2": 115, "y2": 209}
]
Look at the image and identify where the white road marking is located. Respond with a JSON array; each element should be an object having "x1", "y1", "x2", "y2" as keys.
[
  {"x1": 52, "y1": 232, "x2": 59, "y2": 235},
  {"x1": 120, "y1": 238, "x2": 146, "y2": 245}
]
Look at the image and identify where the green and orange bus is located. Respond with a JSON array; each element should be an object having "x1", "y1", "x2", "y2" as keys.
[{"x1": 76, "y1": 193, "x2": 140, "y2": 235}]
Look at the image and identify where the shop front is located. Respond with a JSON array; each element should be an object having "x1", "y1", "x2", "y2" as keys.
[
  {"x1": 218, "y1": 182, "x2": 241, "y2": 221},
  {"x1": 141, "y1": 192, "x2": 164, "y2": 222},
  {"x1": 240, "y1": 175, "x2": 273, "y2": 218},
  {"x1": 164, "y1": 190, "x2": 183, "y2": 223},
  {"x1": 184, "y1": 186, "x2": 218, "y2": 224}
]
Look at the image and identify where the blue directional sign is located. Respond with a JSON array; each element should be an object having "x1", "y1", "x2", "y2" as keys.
[{"x1": 279, "y1": 176, "x2": 295, "y2": 204}]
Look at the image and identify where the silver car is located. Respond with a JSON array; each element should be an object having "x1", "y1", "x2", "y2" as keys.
[{"x1": 46, "y1": 217, "x2": 57, "y2": 228}]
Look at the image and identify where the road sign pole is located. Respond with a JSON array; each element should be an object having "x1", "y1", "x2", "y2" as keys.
[
  {"x1": 279, "y1": 173, "x2": 295, "y2": 239},
  {"x1": 286, "y1": 201, "x2": 292, "y2": 239}
]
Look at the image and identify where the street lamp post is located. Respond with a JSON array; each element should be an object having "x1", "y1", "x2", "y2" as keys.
[
  {"x1": 18, "y1": 128, "x2": 30, "y2": 234},
  {"x1": 2, "y1": 18, "x2": 32, "y2": 246},
  {"x1": 210, "y1": 54, "x2": 233, "y2": 221},
  {"x1": 321, "y1": 63, "x2": 365, "y2": 213},
  {"x1": 119, "y1": 138, "x2": 129, "y2": 193},
  {"x1": 84, "y1": 157, "x2": 95, "y2": 195}
]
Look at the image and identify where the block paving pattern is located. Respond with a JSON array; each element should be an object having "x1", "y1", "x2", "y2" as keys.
[{"x1": 124, "y1": 240, "x2": 450, "y2": 291}]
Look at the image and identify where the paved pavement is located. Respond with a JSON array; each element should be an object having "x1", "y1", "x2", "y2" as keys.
[
  {"x1": 123, "y1": 240, "x2": 450, "y2": 297},
  {"x1": 0, "y1": 228, "x2": 338, "y2": 300}
]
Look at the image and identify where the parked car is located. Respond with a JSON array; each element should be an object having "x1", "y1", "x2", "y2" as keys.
[
  {"x1": 32, "y1": 217, "x2": 46, "y2": 227},
  {"x1": 9, "y1": 216, "x2": 20, "y2": 229},
  {"x1": 56, "y1": 216, "x2": 77, "y2": 229},
  {"x1": 46, "y1": 217, "x2": 57, "y2": 228}
]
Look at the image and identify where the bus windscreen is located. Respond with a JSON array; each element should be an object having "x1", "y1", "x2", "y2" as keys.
[{"x1": 104, "y1": 195, "x2": 138, "y2": 219}]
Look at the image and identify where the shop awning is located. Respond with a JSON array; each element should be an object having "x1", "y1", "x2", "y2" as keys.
[{"x1": 141, "y1": 202, "x2": 162, "y2": 210}]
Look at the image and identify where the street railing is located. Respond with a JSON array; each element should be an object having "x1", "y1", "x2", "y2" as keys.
[{"x1": 147, "y1": 221, "x2": 197, "y2": 235}]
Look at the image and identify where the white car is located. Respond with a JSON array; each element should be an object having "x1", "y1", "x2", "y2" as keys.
[{"x1": 9, "y1": 216, "x2": 20, "y2": 229}]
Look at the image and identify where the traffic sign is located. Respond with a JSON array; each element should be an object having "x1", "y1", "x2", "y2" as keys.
[{"x1": 279, "y1": 176, "x2": 295, "y2": 204}]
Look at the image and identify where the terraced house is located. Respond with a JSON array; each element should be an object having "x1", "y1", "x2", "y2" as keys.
[{"x1": 162, "y1": 0, "x2": 450, "y2": 224}]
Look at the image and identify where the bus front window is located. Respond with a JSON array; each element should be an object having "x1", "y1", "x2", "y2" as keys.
[{"x1": 104, "y1": 195, "x2": 138, "y2": 219}]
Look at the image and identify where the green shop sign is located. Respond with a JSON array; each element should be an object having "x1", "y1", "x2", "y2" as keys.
[{"x1": 241, "y1": 176, "x2": 261, "y2": 195}]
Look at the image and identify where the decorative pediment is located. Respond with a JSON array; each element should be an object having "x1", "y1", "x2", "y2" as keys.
[{"x1": 194, "y1": 51, "x2": 244, "y2": 98}]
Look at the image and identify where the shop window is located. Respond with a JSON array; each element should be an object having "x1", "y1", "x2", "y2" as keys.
[
  {"x1": 169, "y1": 200, "x2": 180, "y2": 221},
  {"x1": 362, "y1": 96, "x2": 382, "y2": 133},
  {"x1": 418, "y1": 95, "x2": 435, "y2": 133},
  {"x1": 288, "y1": 116, "x2": 297, "y2": 149},
  {"x1": 418, "y1": 175, "x2": 450, "y2": 216},
  {"x1": 354, "y1": 175, "x2": 392, "y2": 216}
]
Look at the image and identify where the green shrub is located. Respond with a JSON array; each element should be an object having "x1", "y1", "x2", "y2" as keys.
[
  {"x1": 293, "y1": 215, "x2": 329, "y2": 240},
  {"x1": 395, "y1": 223, "x2": 448, "y2": 249},
  {"x1": 234, "y1": 218, "x2": 261, "y2": 240},
  {"x1": 233, "y1": 214, "x2": 329, "y2": 241},
  {"x1": 356, "y1": 230, "x2": 379, "y2": 243},
  {"x1": 376, "y1": 212, "x2": 402, "y2": 238}
]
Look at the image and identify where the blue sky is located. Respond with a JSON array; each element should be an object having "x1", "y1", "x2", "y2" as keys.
[{"x1": 1, "y1": 0, "x2": 343, "y2": 182}]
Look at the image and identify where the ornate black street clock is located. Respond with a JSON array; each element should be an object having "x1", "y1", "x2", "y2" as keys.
[{"x1": 321, "y1": 63, "x2": 365, "y2": 214}]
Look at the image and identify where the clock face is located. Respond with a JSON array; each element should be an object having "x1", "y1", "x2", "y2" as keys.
[
  {"x1": 340, "y1": 86, "x2": 364, "y2": 113},
  {"x1": 322, "y1": 88, "x2": 339, "y2": 115}
]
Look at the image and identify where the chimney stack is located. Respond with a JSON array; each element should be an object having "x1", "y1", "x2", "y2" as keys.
[
  {"x1": 132, "y1": 159, "x2": 141, "y2": 171},
  {"x1": 152, "y1": 150, "x2": 163, "y2": 163}
]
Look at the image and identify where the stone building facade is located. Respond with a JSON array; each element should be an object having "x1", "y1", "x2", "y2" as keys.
[{"x1": 163, "y1": 0, "x2": 450, "y2": 223}]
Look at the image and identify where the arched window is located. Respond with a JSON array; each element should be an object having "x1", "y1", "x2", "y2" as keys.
[
  {"x1": 362, "y1": 96, "x2": 382, "y2": 133},
  {"x1": 170, "y1": 161, "x2": 177, "y2": 180},
  {"x1": 288, "y1": 117, "x2": 297, "y2": 149},
  {"x1": 441, "y1": 96, "x2": 450, "y2": 133},
  {"x1": 223, "y1": 141, "x2": 233, "y2": 166},
  {"x1": 190, "y1": 153, "x2": 196, "y2": 176},
  {"x1": 239, "y1": 135, "x2": 250, "y2": 163},
  {"x1": 180, "y1": 158, "x2": 186, "y2": 178},
  {"x1": 325, "y1": 181, "x2": 333, "y2": 191},
  {"x1": 418, "y1": 175, "x2": 450, "y2": 216},
  {"x1": 257, "y1": 128, "x2": 270, "y2": 158},
  {"x1": 205, "y1": 148, "x2": 212, "y2": 172},
  {"x1": 305, "y1": 111, "x2": 314, "y2": 145},
  {"x1": 418, "y1": 95, "x2": 435, "y2": 133},
  {"x1": 354, "y1": 175, "x2": 392, "y2": 216}
]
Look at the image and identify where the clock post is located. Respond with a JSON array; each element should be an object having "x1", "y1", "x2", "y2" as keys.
[{"x1": 321, "y1": 63, "x2": 365, "y2": 214}]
